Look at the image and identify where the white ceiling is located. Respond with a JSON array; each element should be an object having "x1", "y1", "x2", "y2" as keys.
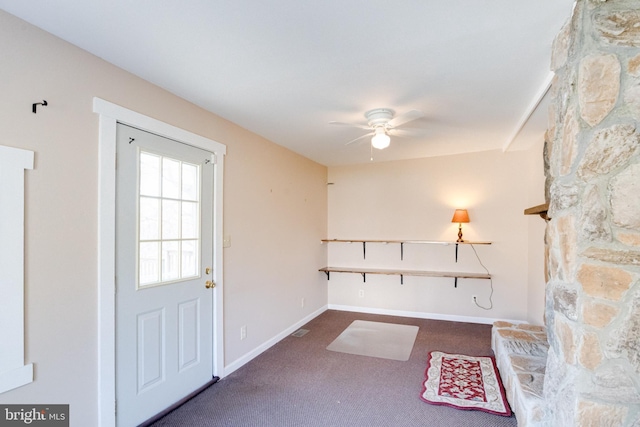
[{"x1": 1, "y1": 1, "x2": 575, "y2": 166}]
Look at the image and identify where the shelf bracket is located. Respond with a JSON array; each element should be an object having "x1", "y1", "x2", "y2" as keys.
[
  {"x1": 361, "y1": 272, "x2": 366, "y2": 283},
  {"x1": 400, "y1": 274, "x2": 404, "y2": 285},
  {"x1": 324, "y1": 271, "x2": 330, "y2": 280},
  {"x1": 455, "y1": 243, "x2": 459, "y2": 263},
  {"x1": 400, "y1": 242, "x2": 404, "y2": 260},
  {"x1": 363, "y1": 242, "x2": 366, "y2": 259},
  {"x1": 454, "y1": 277, "x2": 458, "y2": 288}
]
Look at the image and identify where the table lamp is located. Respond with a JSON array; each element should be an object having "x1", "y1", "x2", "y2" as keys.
[{"x1": 451, "y1": 209, "x2": 470, "y2": 242}]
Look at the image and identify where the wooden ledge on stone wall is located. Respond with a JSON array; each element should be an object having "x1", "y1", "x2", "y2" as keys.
[{"x1": 524, "y1": 203, "x2": 550, "y2": 221}]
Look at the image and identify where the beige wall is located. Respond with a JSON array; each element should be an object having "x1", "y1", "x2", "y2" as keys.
[
  {"x1": 223, "y1": 132, "x2": 328, "y2": 364},
  {"x1": 327, "y1": 148, "x2": 541, "y2": 322},
  {"x1": 0, "y1": 9, "x2": 327, "y2": 426}
]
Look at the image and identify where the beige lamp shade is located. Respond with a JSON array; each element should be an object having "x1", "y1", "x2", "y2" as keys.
[
  {"x1": 451, "y1": 209, "x2": 470, "y2": 224},
  {"x1": 451, "y1": 209, "x2": 470, "y2": 242}
]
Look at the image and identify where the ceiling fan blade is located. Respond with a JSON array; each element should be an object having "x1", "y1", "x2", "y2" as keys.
[
  {"x1": 388, "y1": 110, "x2": 424, "y2": 128},
  {"x1": 345, "y1": 131, "x2": 374, "y2": 145},
  {"x1": 389, "y1": 128, "x2": 427, "y2": 137},
  {"x1": 328, "y1": 121, "x2": 371, "y2": 130}
]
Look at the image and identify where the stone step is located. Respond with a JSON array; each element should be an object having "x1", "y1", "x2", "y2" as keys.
[{"x1": 492, "y1": 321, "x2": 549, "y2": 427}]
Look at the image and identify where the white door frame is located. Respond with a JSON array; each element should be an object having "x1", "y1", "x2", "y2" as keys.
[{"x1": 93, "y1": 98, "x2": 226, "y2": 427}]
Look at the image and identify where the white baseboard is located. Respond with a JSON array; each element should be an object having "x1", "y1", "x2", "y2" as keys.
[
  {"x1": 221, "y1": 304, "x2": 524, "y2": 377},
  {"x1": 222, "y1": 305, "x2": 328, "y2": 377},
  {"x1": 327, "y1": 304, "x2": 524, "y2": 325}
]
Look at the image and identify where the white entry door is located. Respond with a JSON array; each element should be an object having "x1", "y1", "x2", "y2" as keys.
[{"x1": 115, "y1": 124, "x2": 215, "y2": 426}]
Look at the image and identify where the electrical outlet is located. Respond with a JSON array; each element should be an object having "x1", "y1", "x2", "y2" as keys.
[
  {"x1": 472, "y1": 295, "x2": 477, "y2": 304},
  {"x1": 240, "y1": 325, "x2": 247, "y2": 340},
  {"x1": 223, "y1": 235, "x2": 231, "y2": 248},
  {"x1": 359, "y1": 289, "x2": 365, "y2": 298},
  {"x1": 301, "y1": 297, "x2": 305, "y2": 308}
]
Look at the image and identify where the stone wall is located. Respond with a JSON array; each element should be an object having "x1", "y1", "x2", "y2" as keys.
[{"x1": 544, "y1": 1, "x2": 640, "y2": 425}]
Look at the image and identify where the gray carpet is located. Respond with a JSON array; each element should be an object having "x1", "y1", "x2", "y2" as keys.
[{"x1": 150, "y1": 310, "x2": 517, "y2": 427}]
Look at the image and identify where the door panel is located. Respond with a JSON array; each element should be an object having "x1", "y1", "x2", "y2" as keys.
[
  {"x1": 115, "y1": 124, "x2": 214, "y2": 426},
  {"x1": 178, "y1": 299, "x2": 200, "y2": 371},
  {"x1": 137, "y1": 309, "x2": 165, "y2": 393}
]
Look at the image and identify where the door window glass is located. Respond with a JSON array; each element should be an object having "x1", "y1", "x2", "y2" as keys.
[{"x1": 138, "y1": 151, "x2": 200, "y2": 287}]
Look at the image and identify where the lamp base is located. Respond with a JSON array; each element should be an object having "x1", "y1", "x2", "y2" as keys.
[{"x1": 457, "y1": 224, "x2": 464, "y2": 242}]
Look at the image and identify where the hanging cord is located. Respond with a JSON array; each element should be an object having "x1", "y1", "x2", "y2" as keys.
[{"x1": 470, "y1": 243, "x2": 493, "y2": 310}]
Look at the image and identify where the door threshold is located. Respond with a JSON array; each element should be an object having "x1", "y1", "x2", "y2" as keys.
[{"x1": 137, "y1": 376, "x2": 220, "y2": 427}]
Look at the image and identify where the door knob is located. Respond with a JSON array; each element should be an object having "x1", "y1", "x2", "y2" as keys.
[{"x1": 205, "y1": 280, "x2": 216, "y2": 289}]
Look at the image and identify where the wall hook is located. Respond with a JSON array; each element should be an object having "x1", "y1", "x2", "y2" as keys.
[{"x1": 32, "y1": 100, "x2": 48, "y2": 114}]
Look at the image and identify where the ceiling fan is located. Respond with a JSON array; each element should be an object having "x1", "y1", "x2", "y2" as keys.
[{"x1": 329, "y1": 108, "x2": 424, "y2": 149}]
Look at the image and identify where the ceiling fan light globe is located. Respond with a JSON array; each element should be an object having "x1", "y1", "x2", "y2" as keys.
[{"x1": 371, "y1": 132, "x2": 390, "y2": 149}]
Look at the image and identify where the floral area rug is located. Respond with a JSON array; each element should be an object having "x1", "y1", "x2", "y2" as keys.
[{"x1": 420, "y1": 351, "x2": 511, "y2": 416}]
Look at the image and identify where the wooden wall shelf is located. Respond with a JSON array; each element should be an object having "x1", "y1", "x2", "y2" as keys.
[
  {"x1": 320, "y1": 238, "x2": 492, "y2": 287},
  {"x1": 319, "y1": 266, "x2": 490, "y2": 285},
  {"x1": 321, "y1": 239, "x2": 491, "y2": 245},
  {"x1": 321, "y1": 238, "x2": 491, "y2": 261},
  {"x1": 524, "y1": 203, "x2": 550, "y2": 220}
]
